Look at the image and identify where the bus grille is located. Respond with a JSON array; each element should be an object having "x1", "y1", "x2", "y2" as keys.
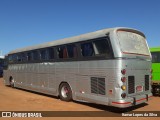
[
  {"x1": 128, "y1": 76, "x2": 135, "y2": 94},
  {"x1": 91, "y1": 77, "x2": 105, "y2": 95},
  {"x1": 145, "y1": 75, "x2": 149, "y2": 91}
]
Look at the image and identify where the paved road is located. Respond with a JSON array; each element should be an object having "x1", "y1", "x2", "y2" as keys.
[{"x1": 0, "y1": 78, "x2": 159, "y2": 120}]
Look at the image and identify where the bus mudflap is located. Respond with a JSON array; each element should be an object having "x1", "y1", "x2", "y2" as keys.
[
  {"x1": 132, "y1": 97, "x2": 136, "y2": 106},
  {"x1": 146, "y1": 94, "x2": 148, "y2": 102}
]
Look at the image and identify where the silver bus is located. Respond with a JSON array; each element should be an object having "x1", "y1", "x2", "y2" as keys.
[{"x1": 4, "y1": 27, "x2": 152, "y2": 108}]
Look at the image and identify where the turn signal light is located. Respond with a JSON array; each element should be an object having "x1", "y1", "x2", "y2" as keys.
[
  {"x1": 121, "y1": 69, "x2": 126, "y2": 75},
  {"x1": 121, "y1": 85, "x2": 126, "y2": 91}
]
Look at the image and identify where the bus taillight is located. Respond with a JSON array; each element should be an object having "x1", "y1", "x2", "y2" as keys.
[
  {"x1": 121, "y1": 93, "x2": 126, "y2": 98},
  {"x1": 121, "y1": 77, "x2": 126, "y2": 82},
  {"x1": 121, "y1": 69, "x2": 126, "y2": 75}
]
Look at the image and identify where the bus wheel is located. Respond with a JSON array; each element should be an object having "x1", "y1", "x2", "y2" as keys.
[
  {"x1": 10, "y1": 77, "x2": 15, "y2": 88},
  {"x1": 59, "y1": 83, "x2": 72, "y2": 102}
]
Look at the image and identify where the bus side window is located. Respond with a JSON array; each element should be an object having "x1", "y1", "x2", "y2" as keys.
[
  {"x1": 47, "y1": 47, "x2": 54, "y2": 60},
  {"x1": 27, "y1": 52, "x2": 32, "y2": 61},
  {"x1": 63, "y1": 47, "x2": 67, "y2": 58},
  {"x1": 67, "y1": 44, "x2": 78, "y2": 58},
  {"x1": 92, "y1": 39, "x2": 111, "y2": 57},
  {"x1": 12, "y1": 54, "x2": 17, "y2": 63},
  {"x1": 21, "y1": 53, "x2": 27, "y2": 61},
  {"x1": 17, "y1": 54, "x2": 22, "y2": 62},
  {"x1": 57, "y1": 47, "x2": 63, "y2": 58},
  {"x1": 40, "y1": 49, "x2": 47, "y2": 60},
  {"x1": 81, "y1": 42, "x2": 94, "y2": 57},
  {"x1": 57, "y1": 46, "x2": 68, "y2": 59},
  {"x1": 8, "y1": 55, "x2": 13, "y2": 63},
  {"x1": 32, "y1": 50, "x2": 40, "y2": 61}
]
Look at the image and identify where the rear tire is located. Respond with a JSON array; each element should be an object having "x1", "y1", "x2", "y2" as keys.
[{"x1": 59, "y1": 83, "x2": 72, "y2": 101}]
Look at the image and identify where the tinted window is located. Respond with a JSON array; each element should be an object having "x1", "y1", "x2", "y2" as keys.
[
  {"x1": 57, "y1": 46, "x2": 68, "y2": 58},
  {"x1": 67, "y1": 44, "x2": 78, "y2": 58},
  {"x1": 21, "y1": 53, "x2": 27, "y2": 61},
  {"x1": 8, "y1": 55, "x2": 13, "y2": 63},
  {"x1": 27, "y1": 52, "x2": 32, "y2": 61},
  {"x1": 81, "y1": 42, "x2": 94, "y2": 57},
  {"x1": 33, "y1": 50, "x2": 40, "y2": 60},
  {"x1": 12, "y1": 54, "x2": 17, "y2": 62},
  {"x1": 48, "y1": 47, "x2": 54, "y2": 59},
  {"x1": 8, "y1": 54, "x2": 17, "y2": 63},
  {"x1": 93, "y1": 39, "x2": 111, "y2": 57},
  {"x1": 40, "y1": 49, "x2": 47, "y2": 60},
  {"x1": 0, "y1": 58, "x2": 4, "y2": 65},
  {"x1": 80, "y1": 38, "x2": 112, "y2": 58},
  {"x1": 151, "y1": 52, "x2": 160, "y2": 63},
  {"x1": 17, "y1": 54, "x2": 22, "y2": 62}
]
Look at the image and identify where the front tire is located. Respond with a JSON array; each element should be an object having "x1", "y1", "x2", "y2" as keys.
[{"x1": 59, "y1": 83, "x2": 72, "y2": 101}]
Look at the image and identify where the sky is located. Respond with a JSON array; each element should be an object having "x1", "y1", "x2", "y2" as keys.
[{"x1": 0, "y1": 0, "x2": 160, "y2": 55}]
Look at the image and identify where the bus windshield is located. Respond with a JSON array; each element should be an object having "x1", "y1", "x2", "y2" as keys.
[{"x1": 117, "y1": 31, "x2": 150, "y2": 56}]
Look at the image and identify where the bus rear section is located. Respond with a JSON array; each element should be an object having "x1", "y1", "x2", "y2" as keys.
[
  {"x1": 110, "y1": 59, "x2": 152, "y2": 108},
  {"x1": 110, "y1": 29, "x2": 152, "y2": 108},
  {"x1": 150, "y1": 47, "x2": 160, "y2": 95}
]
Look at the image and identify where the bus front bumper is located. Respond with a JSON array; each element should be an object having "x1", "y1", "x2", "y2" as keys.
[{"x1": 109, "y1": 93, "x2": 152, "y2": 108}]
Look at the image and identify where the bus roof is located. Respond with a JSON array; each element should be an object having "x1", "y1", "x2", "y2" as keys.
[
  {"x1": 150, "y1": 47, "x2": 160, "y2": 52},
  {"x1": 8, "y1": 27, "x2": 145, "y2": 54}
]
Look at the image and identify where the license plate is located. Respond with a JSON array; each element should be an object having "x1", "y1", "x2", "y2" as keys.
[{"x1": 136, "y1": 86, "x2": 143, "y2": 92}]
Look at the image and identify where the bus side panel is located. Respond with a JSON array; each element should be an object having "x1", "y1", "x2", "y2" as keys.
[
  {"x1": 15, "y1": 64, "x2": 24, "y2": 88},
  {"x1": 55, "y1": 61, "x2": 79, "y2": 98},
  {"x1": 32, "y1": 62, "x2": 57, "y2": 95},
  {"x1": 3, "y1": 70, "x2": 10, "y2": 85},
  {"x1": 4, "y1": 63, "x2": 58, "y2": 96},
  {"x1": 38, "y1": 63, "x2": 49, "y2": 92},
  {"x1": 48, "y1": 62, "x2": 57, "y2": 95},
  {"x1": 75, "y1": 60, "x2": 122, "y2": 105}
]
